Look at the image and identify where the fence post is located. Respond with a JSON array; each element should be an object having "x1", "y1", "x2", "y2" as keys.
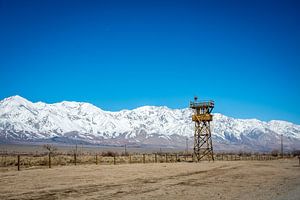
[
  {"x1": 114, "y1": 155, "x2": 116, "y2": 165},
  {"x1": 165, "y1": 154, "x2": 168, "y2": 163},
  {"x1": 17, "y1": 155, "x2": 20, "y2": 171},
  {"x1": 176, "y1": 154, "x2": 178, "y2": 162},
  {"x1": 74, "y1": 153, "x2": 77, "y2": 166},
  {"x1": 155, "y1": 153, "x2": 157, "y2": 163},
  {"x1": 143, "y1": 154, "x2": 145, "y2": 164},
  {"x1": 48, "y1": 153, "x2": 51, "y2": 168},
  {"x1": 96, "y1": 155, "x2": 98, "y2": 165},
  {"x1": 4, "y1": 155, "x2": 6, "y2": 167}
]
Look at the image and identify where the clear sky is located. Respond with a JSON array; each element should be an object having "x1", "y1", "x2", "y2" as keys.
[{"x1": 0, "y1": 0, "x2": 299, "y2": 124}]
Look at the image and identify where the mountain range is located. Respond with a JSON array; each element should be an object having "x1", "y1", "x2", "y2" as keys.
[{"x1": 1, "y1": 95, "x2": 300, "y2": 152}]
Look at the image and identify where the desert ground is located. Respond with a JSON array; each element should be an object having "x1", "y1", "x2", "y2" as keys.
[{"x1": 0, "y1": 159, "x2": 299, "y2": 200}]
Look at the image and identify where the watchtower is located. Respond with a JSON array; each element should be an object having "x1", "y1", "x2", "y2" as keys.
[{"x1": 189, "y1": 96, "x2": 214, "y2": 161}]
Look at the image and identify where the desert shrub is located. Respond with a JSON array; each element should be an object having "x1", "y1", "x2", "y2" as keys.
[
  {"x1": 271, "y1": 149, "x2": 279, "y2": 157},
  {"x1": 238, "y1": 151, "x2": 252, "y2": 157},
  {"x1": 156, "y1": 151, "x2": 165, "y2": 156},
  {"x1": 101, "y1": 151, "x2": 118, "y2": 157},
  {"x1": 121, "y1": 152, "x2": 129, "y2": 156},
  {"x1": 43, "y1": 144, "x2": 57, "y2": 154},
  {"x1": 291, "y1": 150, "x2": 300, "y2": 157}
]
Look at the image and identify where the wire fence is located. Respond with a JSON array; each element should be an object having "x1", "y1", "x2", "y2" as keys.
[{"x1": 0, "y1": 151, "x2": 296, "y2": 171}]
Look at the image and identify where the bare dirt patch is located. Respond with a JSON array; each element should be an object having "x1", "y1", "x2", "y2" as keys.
[{"x1": 0, "y1": 159, "x2": 299, "y2": 200}]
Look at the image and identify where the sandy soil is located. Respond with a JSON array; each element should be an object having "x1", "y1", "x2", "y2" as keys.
[{"x1": 0, "y1": 159, "x2": 299, "y2": 200}]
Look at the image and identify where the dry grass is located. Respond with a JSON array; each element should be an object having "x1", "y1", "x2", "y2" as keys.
[
  {"x1": 0, "y1": 153, "x2": 283, "y2": 171},
  {"x1": 0, "y1": 153, "x2": 191, "y2": 170}
]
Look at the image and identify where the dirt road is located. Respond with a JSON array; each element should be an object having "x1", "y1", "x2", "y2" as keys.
[{"x1": 0, "y1": 159, "x2": 299, "y2": 200}]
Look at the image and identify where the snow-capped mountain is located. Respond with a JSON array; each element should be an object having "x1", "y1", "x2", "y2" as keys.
[{"x1": 1, "y1": 95, "x2": 300, "y2": 151}]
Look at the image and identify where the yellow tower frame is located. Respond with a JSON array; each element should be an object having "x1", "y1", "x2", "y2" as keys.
[{"x1": 190, "y1": 97, "x2": 214, "y2": 161}]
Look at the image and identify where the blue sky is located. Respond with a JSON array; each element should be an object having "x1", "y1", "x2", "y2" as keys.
[{"x1": 0, "y1": 0, "x2": 299, "y2": 124}]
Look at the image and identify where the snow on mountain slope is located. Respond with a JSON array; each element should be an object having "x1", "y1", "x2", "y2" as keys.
[{"x1": 0, "y1": 96, "x2": 300, "y2": 151}]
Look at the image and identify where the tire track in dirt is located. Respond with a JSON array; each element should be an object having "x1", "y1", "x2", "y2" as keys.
[{"x1": 3, "y1": 164, "x2": 242, "y2": 200}]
